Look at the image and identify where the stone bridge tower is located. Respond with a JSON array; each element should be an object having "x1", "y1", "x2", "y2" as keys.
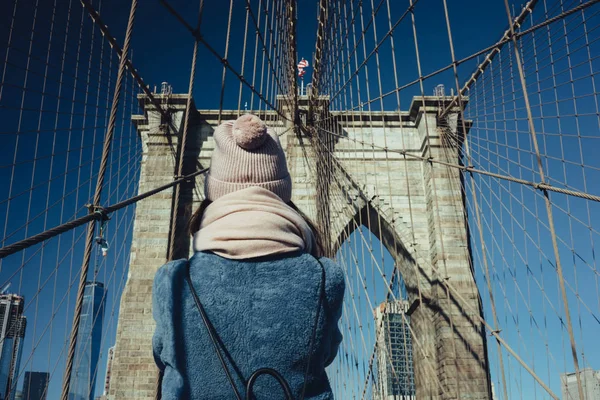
[{"x1": 107, "y1": 94, "x2": 491, "y2": 399}]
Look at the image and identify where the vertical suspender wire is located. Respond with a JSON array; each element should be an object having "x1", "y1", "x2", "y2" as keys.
[
  {"x1": 0, "y1": 0, "x2": 20, "y2": 277},
  {"x1": 346, "y1": 0, "x2": 372, "y2": 279},
  {"x1": 263, "y1": 0, "x2": 277, "y2": 127},
  {"x1": 6, "y1": 0, "x2": 40, "y2": 397},
  {"x1": 279, "y1": 0, "x2": 290, "y2": 125},
  {"x1": 383, "y1": 0, "x2": 424, "y2": 315},
  {"x1": 499, "y1": 49, "x2": 518, "y2": 399},
  {"x1": 34, "y1": 0, "x2": 84, "y2": 392},
  {"x1": 237, "y1": 3, "x2": 251, "y2": 117},
  {"x1": 13, "y1": 0, "x2": 40, "y2": 291},
  {"x1": 166, "y1": 0, "x2": 204, "y2": 262},
  {"x1": 60, "y1": 0, "x2": 138, "y2": 398},
  {"x1": 288, "y1": 0, "x2": 299, "y2": 125},
  {"x1": 355, "y1": 0, "x2": 378, "y2": 322},
  {"x1": 579, "y1": 3, "x2": 600, "y2": 317},
  {"x1": 517, "y1": 16, "x2": 540, "y2": 394},
  {"x1": 263, "y1": 0, "x2": 273, "y2": 121},
  {"x1": 54, "y1": 0, "x2": 78, "y2": 367},
  {"x1": 439, "y1": 0, "x2": 506, "y2": 398},
  {"x1": 67, "y1": 2, "x2": 96, "y2": 384},
  {"x1": 328, "y1": 2, "x2": 349, "y2": 262},
  {"x1": 43, "y1": 0, "x2": 62, "y2": 382},
  {"x1": 64, "y1": 6, "x2": 89, "y2": 376},
  {"x1": 367, "y1": 0, "x2": 397, "y2": 346},
  {"x1": 530, "y1": 2, "x2": 561, "y2": 390},
  {"x1": 339, "y1": 2, "x2": 366, "y2": 391},
  {"x1": 557, "y1": 1, "x2": 589, "y2": 368},
  {"x1": 217, "y1": 0, "x2": 235, "y2": 125},
  {"x1": 373, "y1": 0, "x2": 418, "y2": 392},
  {"x1": 280, "y1": 0, "x2": 293, "y2": 125},
  {"x1": 161, "y1": 3, "x2": 204, "y2": 396},
  {"x1": 264, "y1": 0, "x2": 278, "y2": 127},
  {"x1": 313, "y1": 0, "x2": 332, "y2": 256},
  {"x1": 0, "y1": 0, "x2": 18, "y2": 104},
  {"x1": 249, "y1": 0, "x2": 263, "y2": 113},
  {"x1": 256, "y1": 0, "x2": 270, "y2": 120},
  {"x1": 501, "y1": 1, "x2": 585, "y2": 400},
  {"x1": 359, "y1": 2, "x2": 392, "y2": 378},
  {"x1": 408, "y1": 0, "x2": 461, "y2": 397},
  {"x1": 1, "y1": 0, "x2": 25, "y2": 266},
  {"x1": 326, "y1": 3, "x2": 345, "y2": 376},
  {"x1": 312, "y1": 12, "x2": 388, "y2": 381},
  {"x1": 341, "y1": 1, "x2": 372, "y2": 383},
  {"x1": 577, "y1": 4, "x2": 600, "y2": 317}
]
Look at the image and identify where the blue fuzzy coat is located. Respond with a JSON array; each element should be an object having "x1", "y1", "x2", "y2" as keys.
[{"x1": 152, "y1": 251, "x2": 345, "y2": 400}]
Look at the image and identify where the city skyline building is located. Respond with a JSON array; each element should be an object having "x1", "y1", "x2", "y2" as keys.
[
  {"x1": 560, "y1": 368, "x2": 600, "y2": 400},
  {"x1": 67, "y1": 282, "x2": 106, "y2": 400},
  {"x1": 0, "y1": 294, "x2": 27, "y2": 400},
  {"x1": 21, "y1": 371, "x2": 49, "y2": 400},
  {"x1": 373, "y1": 301, "x2": 416, "y2": 400}
]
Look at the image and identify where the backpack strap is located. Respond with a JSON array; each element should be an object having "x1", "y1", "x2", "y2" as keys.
[
  {"x1": 184, "y1": 262, "x2": 244, "y2": 400},
  {"x1": 184, "y1": 257, "x2": 326, "y2": 400}
]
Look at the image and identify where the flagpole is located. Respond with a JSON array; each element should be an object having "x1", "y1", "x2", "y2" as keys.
[{"x1": 297, "y1": 57, "x2": 309, "y2": 96}]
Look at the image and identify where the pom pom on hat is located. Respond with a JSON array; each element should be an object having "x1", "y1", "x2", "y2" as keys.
[
  {"x1": 206, "y1": 113, "x2": 292, "y2": 201},
  {"x1": 232, "y1": 114, "x2": 268, "y2": 150}
]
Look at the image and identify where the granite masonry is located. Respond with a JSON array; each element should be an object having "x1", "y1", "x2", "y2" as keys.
[{"x1": 107, "y1": 94, "x2": 491, "y2": 400}]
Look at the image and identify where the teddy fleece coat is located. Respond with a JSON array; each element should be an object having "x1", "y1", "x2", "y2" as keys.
[{"x1": 152, "y1": 251, "x2": 345, "y2": 400}]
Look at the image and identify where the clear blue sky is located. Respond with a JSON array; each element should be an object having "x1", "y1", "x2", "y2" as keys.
[{"x1": 0, "y1": 0, "x2": 599, "y2": 399}]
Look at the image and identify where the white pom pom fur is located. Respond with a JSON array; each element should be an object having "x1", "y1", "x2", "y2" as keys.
[{"x1": 232, "y1": 114, "x2": 268, "y2": 150}]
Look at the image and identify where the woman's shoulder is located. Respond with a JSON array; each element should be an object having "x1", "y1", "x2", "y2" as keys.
[
  {"x1": 315, "y1": 256, "x2": 345, "y2": 304},
  {"x1": 153, "y1": 252, "x2": 345, "y2": 290},
  {"x1": 316, "y1": 256, "x2": 342, "y2": 275},
  {"x1": 154, "y1": 252, "x2": 221, "y2": 282},
  {"x1": 153, "y1": 258, "x2": 189, "y2": 298},
  {"x1": 155, "y1": 258, "x2": 188, "y2": 280}
]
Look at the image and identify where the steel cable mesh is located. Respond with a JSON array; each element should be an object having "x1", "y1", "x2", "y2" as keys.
[
  {"x1": 0, "y1": 0, "x2": 142, "y2": 398},
  {"x1": 0, "y1": 0, "x2": 599, "y2": 399},
  {"x1": 311, "y1": 0, "x2": 600, "y2": 399},
  {"x1": 461, "y1": 1, "x2": 600, "y2": 398}
]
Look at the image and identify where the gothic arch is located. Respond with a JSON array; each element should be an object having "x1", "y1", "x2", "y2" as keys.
[{"x1": 331, "y1": 201, "x2": 420, "y2": 305}]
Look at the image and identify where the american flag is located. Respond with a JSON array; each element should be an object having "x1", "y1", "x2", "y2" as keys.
[{"x1": 297, "y1": 58, "x2": 309, "y2": 69}]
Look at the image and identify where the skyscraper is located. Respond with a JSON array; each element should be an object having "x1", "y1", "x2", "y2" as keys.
[
  {"x1": 0, "y1": 294, "x2": 27, "y2": 400},
  {"x1": 560, "y1": 369, "x2": 600, "y2": 400},
  {"x1": 68, "y1": 282, "x2": 106, "y2": 400},
  {"x1": 373, "y1": 301, "x2": 415, "y2": 400},
  {"x1": 21, "y1": 371, "x2": 49, "y2": 400}
]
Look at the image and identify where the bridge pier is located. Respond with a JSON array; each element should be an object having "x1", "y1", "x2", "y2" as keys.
[
  {"x1": 108, "y1": 95, "x2": 193, "y2": 399},
  {"x1": 328, "y1": 98, "x2": 491, "y2": 399},
  {"x1": 109, "y1": 94, "x2": 491, "y2": 399},
  {"x1": 422, "y1": 109, "x2": 491, "y2": 399}
]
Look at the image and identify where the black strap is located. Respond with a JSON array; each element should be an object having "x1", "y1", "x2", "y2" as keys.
[
  {"x1": 184, "y1": 257, "x2": 326, "y2": 400},
  {"x1": 246, "y1": 368, "x2": 294, "y2": 399}
]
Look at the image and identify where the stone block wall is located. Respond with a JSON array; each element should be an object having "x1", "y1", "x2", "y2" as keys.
[
  {"x1": 108, "y1": 96, "x2": 187, "y2": 399},
  {"x1": 328, "y1": 99, "x2": 491, "y2": 399},
  {"x1": 109, "y1": 95, "x2": 490, "y2": 400}
]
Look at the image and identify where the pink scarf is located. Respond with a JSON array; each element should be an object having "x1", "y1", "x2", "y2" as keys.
[{"x1": 193, "y1": 187, "x2": 315, "y2": 259}]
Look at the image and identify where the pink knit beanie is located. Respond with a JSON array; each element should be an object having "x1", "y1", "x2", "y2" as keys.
[{"x1": 204, "y1": 114, "x2": 292, "y2": 202}]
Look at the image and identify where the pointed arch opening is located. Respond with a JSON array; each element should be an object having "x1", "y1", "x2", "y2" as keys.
[
  {"x1": 332, "y1": 201, "x2": 419, "y2": 303},
  {"x1": 328, "y1": 202, "x2": 417, "y2": 400}
]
